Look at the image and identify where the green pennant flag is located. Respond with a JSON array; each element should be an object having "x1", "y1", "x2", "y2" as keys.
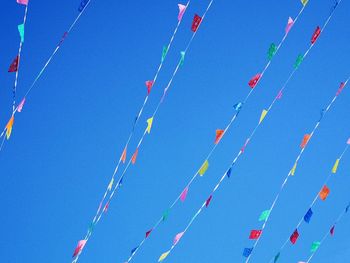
[
  {"x1": 267, "y1": 43, "x2": 277, "y2": 60},
  {"x1": 161, "y1": 46, "x2": 168, "y2": 62},
  {"x1": 294, "y1": 54, "x2": 303, "y2": 69},
  {"x1": 180, "y1": 51, "x2": 185, "y2": 66},
  {"x1": 162, "y1": 209, "x2": 170, "y2": 221},
  {"x1": 18, "y1": 24, "x2": 25, "y2": 42},
  {"x1": 310, "y1": 241, "x2": 321, "y2": 252},
  {"x1": 274, "y1": 252, "x2": 280, "y2": 263},
  {"x1": 259, "y1": 210, "x2": 270, "y2": 221}
]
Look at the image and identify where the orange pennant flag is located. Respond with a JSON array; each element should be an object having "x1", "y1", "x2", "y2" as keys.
[
  {"x1": 215, "y1": 129, "x2": 224, "y2": 144},
  {"x1": 5, "y1": 115, "x2": 14, "y2": 140},
  {"x1": 300, "y1": 134, "x2": 311, "y2": 149},
  {"x1": 319, "y1": 185, "x2": 330, "y2": 201},
  {"x1": 131, "y1": 148, "x2": 139, "y2": 164},
  {"x1": 121, "y1": 147, "x2": 127, "y2": 163}
]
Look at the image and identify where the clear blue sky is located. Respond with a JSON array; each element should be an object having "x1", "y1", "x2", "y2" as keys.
[{"x1": 0, "y1": 1, "x2": 349, "y2": 262}]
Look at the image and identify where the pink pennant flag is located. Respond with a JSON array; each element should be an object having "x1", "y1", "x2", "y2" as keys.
[
  {"x1": 276, "y1": 90, "x2": 283, "y2": 99},
  {"x1": 173, "y1": 232, "x2": 184, "y2": 245},
  {"x1": 347, "y1": 138, "x2": 350, "y2": 145},
  {"x1": 180, "y1": 187, "x2": 189, "y2": 202},
  {"x1": 241, "y1": 139, "x2": 249, "y2": 153},
  {"x1": 285, "y1": 17, "x2": 294, "y2": 34},
  {"x1": 178, "y1": 4, "x2": 186, "y2": 21},
  {"x1": 17, "y1": 0, "x2": 28, "y2": 5},
  {"x1": 17, "y1": 98, "x2": 26, "y2": 112},
  {"x1": 72, "y1": 240, "x2": 87, "y2": 258},
  {"x1": 145, "y1": 229, "x2": 152, "y2": 238}
]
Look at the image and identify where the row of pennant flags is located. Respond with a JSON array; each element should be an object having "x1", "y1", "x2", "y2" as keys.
[{"x1": 2, "y1": 0, "x2": 348, "y2": 262}]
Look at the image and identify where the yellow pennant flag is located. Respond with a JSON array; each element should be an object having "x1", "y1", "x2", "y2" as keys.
[
  {"x1": 290, "y1": 162, "x2": 297, "y2": 176},
  {"x1": 199, "y1": 160, "x2": 209, "y2": 176},
  {"x1": 108, "y1": 178, "x2": 114, "y2": 191},
  {"x1": 146, "y1": 117, "x2": 154, "y2": 134},
  {"x1": 301, "y1": 0, "x2": 309, "y2": 6},
  {"x1": 332, "y1": 159, "x2": 340, "y2": 174},
  {"x1": 259, "y1": 109, "x2": 268, "y2": 124},
  {"x1": 158, "y1": 251, "x2": 170, "y2": 262},
  {"x1": 5, "y1": 115, "x2": 14, "y2": 140}
]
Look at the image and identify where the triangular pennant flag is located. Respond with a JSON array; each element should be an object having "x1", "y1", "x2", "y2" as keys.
[
  {"x1": 248, "y1": 73, "x2": 261, "y2": 88},
  {"x1": 130, "y1": 246, "x2": 138, "y2": 255},
  {"x1": 267, "y1": 43, "x2": 277, "y2": 60},
  {"x1": 243, "y1": 248, "x2": 253, "y2": 257},
  {"x1": 108, "y1": 178, "x2": 114, "y2": 191},
  {"x1": 121, "y1": 147, "x2": 127, "y2": 163},
  {"x1": 146, "y1": 117, "x2": 154, "y2": 134},
  {"x1": 259, "y1": 210, "x2": 270, "y2": 222},
  {"x1": 330, "y1": 225, "x2": 335, "y2": 236},
  {"x1": 336, "y1": 82, "x2": 345, "y2": 96},
  {"x1": 8, "y1": 56, "x2": 19, "y2": 73},
  {"x1": 17, "y1": 0, "x2": 28, "y2": 5},
  {"x1": 290, "y1": 162, "x2": 297, "y2": 176},
  {"x1": 319, "y1": 185, "x2": 330, "y2": 201},
  {"x1": 180, "y1": 187, "x2": 189, "y2": 202},
  {"x1": 300, "y1": 134, "x2": 311, "y2": 148},
  {"x1": 173, "y1": 232, "x2": 184, "y2": 245},
  {"x1": 17, "y1": 98, "x2": 26, "y2": 112},
  {"x1": 162, "y1": 209, "x2": 170, "y2": 221},
  {"x1": 347, "y1": 138, "x2": 350, "y2": 145},
  {"x1": 276, "y1": 90, "x2": 283, "y2": 99},
  {"x1": 249, "y1": 230, "x2": 262, "y2": 239},
  {"x1": 205, "y1": 195, "x2": 212, "y2": 207},
  {"x1": 131, "y1": 148, "x2": 139, "y2": 164},
  {"x1": 199, "y1": 160, "x2": 209, "y2": 176},
  {"x1": 332, "y1": 159, "x2": 340, "y2": 173},
  {"x1": 119, "y1": 176, "x2": 124, "y2": 187},
  {"x1": 226, "y1": 168, "x2": 232, "y2": 178},
  {"x1": 346, "y1": 204, "x2": 350, "y2": 213},
  {"x1": 177, "y1": 4, "x2": 186, "y2": 21},
  {"x1": 294, "y1": 54, "x2": 304, "y2": 69},
  {"x1": 259, "y1": 109, "x2": 268, "y2": 124},
  {"x1": 78, "y1": 0, "x2": 90, "y2": 12},
  {"x1": 191, "y1": 14, "x2": 202, "y2": 32},
  {"x1": 311, "y1": 26, "x2": 321, "y2": 44},
  {"x1": 5, "y1": 115, "x2": 15, "y2": 140},
  {"x1": 215, "y1": 129, "x2": 224, "y2": 144},
  {"x1": 145, "y1": 229, "x2": 152, "y2": 238},
  {"x1": 180, "y1": 51, "x2": 185, "y2": 66},
  {"x1": 18, "y1": 24, "x2": 25, "y2": 42},
  {"x1": 161, "y1": 46, "x2": 168, "y2": 62},
  {"x1": 301, "y1": 0, "x2": 309, "y2": 6},
  {"x1": 145, "y1": 80, "x2": 154, "y2": 95},
  {"x1": 158, "y1": 251, "x2": 170, "y2": 262},
  {"x1": 103, "y1": 201, "x2": 110, "y2": 213},
  {"x1": 285, "y1": 17, "x2": 294, "y2": 34},
  {"x1": 310, "y1": 241, "x2": 320, "y2": 252},
  {"x1": 241, "y1": 139, "x2": 249, "y2": 153},
  {"x1": 303, "y1": 208, "x2": 313, "y2": 223},
  {"x1": 233, "y1": 102, "x2": 243, "y2": 111},
  {"x1": 290, "y1": 229, "x2": 299, "y2": 244},
  {"x1": 274, "y1": 252, "x2": 280, "y2": 263},
  {"x1": 72, "y1": 240, "x2": 87, "y2": 258}
]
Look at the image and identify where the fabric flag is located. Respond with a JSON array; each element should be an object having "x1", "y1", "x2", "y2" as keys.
[
  {"x1": 103, "y1": 201, "x2": 109, "y2": 212},
  {"x1": 178, "y1": 4, "x2": 186, "y2": 21},
  {"x1": 347, "y1": 138, "x2": 350, "y2": 145},
  {"x1": 107, "y1": 178, "x2": 114, "y2": 191},
  {"x1": 274, "y1": 252, "x2": 280, "y2": 263},
  {"x1": 332, "y1": 159, "x2": 340, "y2": 173},
  {"x1": 294, "y1": 54, "x2": 303, "y2": 69},
  {"x1": 311, "y1": 26, "x2": 321, "y2": 44},
  {"x1": 130, "y1": 246, "x2": 138, "y2": 255},
  {"x1": 249, "y1": 230, "x2": 262, "y2": 239},
  {"x1": 248, "y1": 73, "x2": 261, "y2": 89},
  {"x1": 226, "y1": 168, "x2": 232, "y2": 178},
  {"x1": 180, "y1": 51, "x2": 185, "y2": 66},
  {"x1": 233, "y1": 102, "x2": 243, "y2": 111},
  {"x1": 173, "y1": 232, "x2": 184, "y2": 245},
  {"x1": 59, "y1": 32, "x2": 68, "y2": 46},
  {"x1": 290, "y1": 229, "x2": 299, "y2": 244},
  {"x1": 215, "y1": 129, "x2": 224, "y2": 144},
  {"x1": 303, "y1": 208, "x2": 313, "y2": 223},
  {"x1": 336, "y1": 82, "x2": 345, "y2": 96},
  {"x1": 243, "y1": 248, "x2": 253, "y2": 257},
  {"x1": 78, "y1": 0, "x2": 90, "y2": 12},
  {"x1": 162, "y1": 209, "x2": 170, "y2": 221},
  {"x1": 199, "y1": 160, "x2": 209, "y2": 176},
  {"x1": 310, "y1": 241, "x2": 321, "y2": 252},
  {"x1": 18, "y1": 24, "x2": 25, "y2": 42},
  {"x1": 131, "y1": 148, "x2": 139, "y2": 164},
  {"x1": 346, "y1": 204, "x2": 350, "y2": 213},
  {"x1": 319, "y1": 185, "x2": 330, "y2": 200},
  {"x1": 191, "y1": 14, "x2": 202, "y2": 32},
  {"x1": 17, "y1": 98, "x2": 26, "y2": 112},
  {"x1": 276, "y1": 90, "x2": 283, "y2": 99},
  {"x1": 5, "y1": 115, "x2": 14, "y2": 140},
  {"x1": 330, "y1": 225, "x2": 335, "y2": 236},
  {"x1": 8, "y1": 56, "x2": 19, "y2": 73},
  {"x1": 17, "y1": 0, "x2": 28, "y2": 5},
  {"x1": 241, "y1": 139, "x2": 249, "y2": 153},
  {"x1": 72, "y1": 240, "x2": 87, "y2": 258},
  {"x1": 161, "y1": 46, "x2": 168, "y2": 62},
  {"x1": 146, "y1": 117, "x2": 154, "y2": 134},
  {"x1": 121, "y1": 147, "x2": 127, "y2": 163},
  {"x1": 205, "y1": 195, "x2": 213, "y2": 207},
  {"x1": 290, "y1": 162, "x2": 297, "y2": 176},
  {"x1": 259, "y1": 109, "x2": 268, "y2": 124},
  {"x1": 145, "y1": 229, "x2": 152, "y2": 238},
  {"x1": 300, "y1": 134, "x2": 311, "y2": 148},
  {"x1": 158, "y1": 251, "x2": 170, "y2": 262},
  {"x1": 145, "y1": 80, "x2": 154, "y2": 95},
  {"x1": 259, "y1": 210, "x2": 270, "y2": 222},
  {"x1": 285, "y1": 17, "x2": 294, "y2": 34},
  {"x1": 268, "y1": 43, "x2": 277, "y2": 60},
  {"x1": 301, "y1": 0, "x2": 309, "y2": 6},
  {"x1": 180, "y1": 187, "x2": 189, "y2": 202}
]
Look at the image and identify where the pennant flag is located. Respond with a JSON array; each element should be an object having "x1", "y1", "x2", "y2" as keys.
[
  {"x1": 259, "y1": 109, "x2": 268, "y2": 124},
  {"x1": 248, "y1": 73, "x2": 261, "y2": 89},
  {"x1": 243, "y1": 248, "x2": 253, "y2": 257},
  {"x1": 290, "y1": 229, "x2": 299, "y2": 244},
  {"x1": 8, "y1": 56, "x2": 19, "y2": 73},
  {"x1": 268, "y1": 43, "x2": 277, "y2": 60},
  {"x1": 131, "y1": 148, "x2": 139, "y2": 164},
  {"x1": 290, "y1": 162, "x2": 297, "y2": 176},
  {"x1": 249, "y1": 230, "x2": 262, "y2": 239},
  {"x1": 146, "y1": 117, "x2": 154, "y2": 134},
  {"x1": 274, "y1": 252, "x2": 280, "y2": 263},
  {"x1": 145, "y1": 80, "x2": 154, "y2": 95},
  {"x1": 226, "y1": 168, "x2": 232, "y2": 178},
  {"x1": 347, "y1": 138, "x2": 350, "y2": 145},
  {"x1": 59, "y1": 32, "x2": 68, "y2": 46},
  {"x1": 205, "y1": 195, "x2": 212, "y2": 207},
  {"x1": 107, "y1": 178, "x2": 114, "y2": 191},
  {"x1": 162, "y1": 209, "x2": 170, "y2": 221},
  {"x1": 330, "y1": 225, "x2": 335, "y2": 236},
  {"x1": 276, "y1": 90, "x2": 283, "y2": 99},
  {"x1": 294, "y1": 54, "x2": 304, "y2": 69},
  {"x1": 103, "y1": 201, "x2": 110, "y2": 212},
  {"x1": 310, "y1": 241, "x2": 321, "y2": 252},
  {"x1": 346, "y1": 204, "x2": 350, "y2": 213},
  {"x1": 173, "y1": 232, "x2": 184, "y2": 245},
  {"x1": 88, "y1": 222, "x2": 95, "y2": 235},
  {"x1": 199, "y1": 160, "x2": 209, "y2": 176},
  {"x1": 191, "y1": 14, "x2": 202, "y2": 32},
  {"x1": 121, "y1": 147, "x2": 127, "y2": 163},
  {"x1": 301, "y1": 0, "x2": 309, "y2": 6},
  {"x1": 215, "y1": 129, "x2": 224, "y2": 144},
  {"x1": 233, "y1": 102, "x2": 243, "y2": 111},
  {"x1": 180, "y1": 51, "x2": 185, "y2": 66},
  {"x1": 145, "y1": 229, "x2": 152, "y2": 238},
  {"x1": 259, "y1": 210, "x2": 270, "y2": 222},
  {"x1": 17, "y1": 98, "x2": 26, "y2": 112},
  {"x1": 336, "y1": 82, "x2": 345, "y2": 96},
  {"x1": 18, "y1": 24, "x2": 25, "y2": 42},
  {"x1": 5, "y1": 115, "x2": 15, "y2": 140},
  {"x1": 178, "y1": 4, "x2": 186, "y2": 21},
  {"x1": 303, "y1": 208, "x2": 313, "y2": 223},
  {"x1": 241, "y1": 139, "x2": 249, "y2": 153},
  {"x1": 119, "y1": 176, "x2": 124, "y2": 187},
  {"x1": 130, "y1": 246, "x2": 138, "y2": 255},
  {"x1": 300, "y1": 134, "x2": 311, "y2": 148},
  {"x1": 332, "y1": 159, "x2": 340, "y2": 173},
  {"x1": 180, "y1": 187, "x2": 189, "y2": 202},
  {"x1": 161, "y1": 46, "x2": 168, "y2": 62},
  {"x1": 285, "y1": 17, "x2": 294, "y2": 34},
  {"x1": 319, "y1": 185, "x2": 330, "y2": 200},
  {"x1": 72, "y1": 240, "x2": 87, "y2": 258},
  {"x1": 17, "y1": 0, "x2": 28, "y2": 5},
  {"x1": 311, "y1": 26, "x2": 321, "y2": 44},
  {"x1": 78, "y1": 0, "x2": 90, "y2": 12},
  {"x1": 158, "y1": 251, "x2": 170, "y2": 262}
]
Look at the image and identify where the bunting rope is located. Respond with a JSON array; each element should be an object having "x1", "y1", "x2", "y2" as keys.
[
  {"x1": 121, "y1": 2, "x2": 311, "y2": 263},
  {"x1": 0, "y1": 0, "x2": 92, "y2": 151},
  {"x1": 157, "y1": 2, "x2": 344, "y2": 262},
  {"x1": 268, "y1": 137, "x2": 350, "y2": 263}
]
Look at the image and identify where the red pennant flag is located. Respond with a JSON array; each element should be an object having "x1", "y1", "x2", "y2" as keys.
[
  {"x1": 311, "y1": 26, "x2": 321, "y2": 44},
  {"x1": 131, "y1": 148, "x2": 139, "y2": 164},
  {"x1": 191, "y1": 14, "x2": 202, "y2": 32},
  {"x1": 72, "y1": 240, "x2": 87, "y2": 258},
  {"x1": 8, "y1": 56, "x2": 19, "y2": 73},
  {"x1": 248, "y1": 73, "x2": 261, "y2": 88},
  {"x1": 330, "y1": 225, "x2": 335, "y2": 236},
  {"x1": 145, "y1": 229, "x2": 152, "y2": 238},
  {"x1": 121, "y1": 147, "x2": 127, "y2": 163},
  {"x1": 290, "y1": 229, "x2": 299, "y2": 244},
  {"x1": 215, "y1": 129, "x2": 224, "y2": 144},
  {"x1": 336, "y1": 82, "x2": 345, "y2": 96},
  {"x1": 300, "y1": 134, "x2": 311, "y2": 148},
  {"x1": 249, "y1": 230, "x2": 262, "y2": 239},
  {"x1": 205, "y1": 195, "x2": 213, "y2": 207},
  {"x1": 103, "y1": 201, "x2": 110, "y2": 213},
  {"x1": 145, "y1": 80, "x2": 154, "y2": 95}
]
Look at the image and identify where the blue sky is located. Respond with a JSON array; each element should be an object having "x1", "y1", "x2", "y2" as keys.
[{"x1": 0, "y1": 1, "x2": 349, "y2": 262}]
